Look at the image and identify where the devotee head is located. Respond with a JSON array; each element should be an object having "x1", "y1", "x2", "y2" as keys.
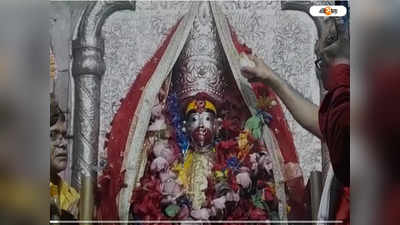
[
  {"x1": 50, "y1": 94, "x2": 68, "y2": 174},
  {"x1": 315, "y1": 15, "x2": 349, "y2": 89},
  {"x1": 184, "y1": 93, "x2": 218, "y2": 151}
]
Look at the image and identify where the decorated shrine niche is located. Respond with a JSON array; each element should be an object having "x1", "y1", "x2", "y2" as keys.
[{"x1": 97, "y1": 2, "x2": 306, "y2": 222}]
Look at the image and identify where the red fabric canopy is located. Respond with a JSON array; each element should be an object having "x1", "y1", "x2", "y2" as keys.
[{"x1": 96, "y1": 19, "x2": 182, "y2": 221}]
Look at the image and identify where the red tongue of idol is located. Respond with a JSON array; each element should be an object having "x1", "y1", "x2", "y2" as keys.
[
  {"x1": 192, "y1": 127, "x2": 212, "y2": 147},
  {"x1": 185, "y1": 93, "x2": 217, "y2": 148}
]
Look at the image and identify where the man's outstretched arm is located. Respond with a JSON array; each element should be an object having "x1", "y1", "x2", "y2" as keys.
[{"x1": 241, "y1": 54, "x2": 322, "y2": 139}]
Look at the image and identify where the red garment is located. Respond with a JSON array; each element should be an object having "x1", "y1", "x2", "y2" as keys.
[
  {"x1": 383, "y1": 183, "x2": 400, "y2": 225},
  {"x1": 336, "y1": 187, "x2": 350, "y2": 225},
  {"x1": 319, "y1": 64, "x2": 350, "y2": 186},
  {"x1": 319, "y1": 63, "x2": 350, "y2": 225}
]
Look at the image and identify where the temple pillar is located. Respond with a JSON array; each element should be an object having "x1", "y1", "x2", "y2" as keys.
[{"x1": 71, "y1": 1, "x2": 135, "y2": 222}]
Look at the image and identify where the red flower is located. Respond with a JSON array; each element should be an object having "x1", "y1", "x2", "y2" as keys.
[
  {"x1": 212, "y1": 163, "x2": 226, "y2": 172},
  {"x1": 249, "y1": 207, "x2": 268, "y2": 220},
  {"x1": 218, "y1": 139, "x2": 237, "y2": 151},
  {"x1": 257, "y1": 180, "x2": 268, "y2": 189},
  {"x1": 216, "y1": 140, "x2": 237, "y2": 164},
  {"x1": 241, "y1": 155, "x2": 253, "y2": 169},
  {"x1": 131, "y1": 176, "x2": 166, "y2": 220},
  {"x1": 221, "y1": 119, "x2": 241, "y2": 138},
  {"x1": 227, "y1": 199, "x2": 251, "y2": 220},
  {"x1": 227, "y1": 170, "x2": 239, "y2": 192},
  {"x1": 251, "y1": 82, "x2": 271, "y2": 98},
  {"x1": 264, "y1": 188, "x2": 275, "y2": 202}
]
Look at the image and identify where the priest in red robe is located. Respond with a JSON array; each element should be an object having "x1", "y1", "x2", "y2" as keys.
[{"x1": 240, "y1": 18, "x2": 350, "y2": 225}]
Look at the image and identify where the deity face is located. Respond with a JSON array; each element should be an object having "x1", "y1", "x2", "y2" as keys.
[
  {"x1": 50, "y1": 119, "x2": 68, "y2": 173},
  {"x1": 186, "y1": 111, "x2": 217, "y2": 150}
]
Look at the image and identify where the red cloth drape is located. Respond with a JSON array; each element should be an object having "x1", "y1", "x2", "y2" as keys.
[{"x1": 96, "y1": 19, "x2": 182, "y2": 221}]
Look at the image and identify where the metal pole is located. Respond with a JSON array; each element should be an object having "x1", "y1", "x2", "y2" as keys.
[
  {"x1": 71, "y1": 2, "x2": 136, "y2": 223},
  {"x1": 310, "y1": 170, "x2": 323, "y2": 220},
  {"x1": 72, "y1": 32, "x2": 104, "y2": 224}
]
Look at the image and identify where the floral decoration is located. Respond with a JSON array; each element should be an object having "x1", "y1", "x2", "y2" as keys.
[{"x1": 130, "y1": 94, "x2": 281, "y2": 223}]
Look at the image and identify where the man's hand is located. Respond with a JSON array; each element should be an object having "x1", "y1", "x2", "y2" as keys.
[
  {"x1": 239, "y1": 53, "x2": 322, "y2": 139},
  {"x1": 240, "y1": 54, "x2": 279, "y2": 86}
]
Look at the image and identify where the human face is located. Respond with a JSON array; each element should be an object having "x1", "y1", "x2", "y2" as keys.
[
  {"x1": 186, "y1": 111, "x2": 217, "y2": 149},
  {"x1": 50, "y1": 119, "x2": 68, "y2": 173},
  {"x1": 315, "y1": 18, "x2": 338, "y2": 58},
  {"x1": 315, "y1": 18, "x2": 338, "y2": 83}
]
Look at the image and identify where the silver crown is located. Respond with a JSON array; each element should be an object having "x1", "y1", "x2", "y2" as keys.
[{"x1": 172, "y1": 2, "x2": 230, "y2": 106}]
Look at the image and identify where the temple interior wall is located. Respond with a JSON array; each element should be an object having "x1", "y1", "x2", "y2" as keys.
[{"x1": 50, "y1": 1, "x2": 321, "y2": 183}]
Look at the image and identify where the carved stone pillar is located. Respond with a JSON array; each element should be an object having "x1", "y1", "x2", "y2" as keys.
[{"x1": 71, "y1": 1, "x2": 135, "y2": 222}]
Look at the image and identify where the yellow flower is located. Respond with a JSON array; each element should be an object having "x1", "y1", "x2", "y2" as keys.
[
  {"x1": 238, "y1": 131, "x2": 249, "y2": 150},
  {"x1": 172, "y1": 152, "x2": 194, "y2": 190},
  {"x1": 268, "y1": 182, "x2": 276, "y2": 195},
  {"x1": 214, "y1": 170, "x2": 228, "y2": 181},
  {"x1": 238, "y1": 131, "x2": 251, "y2": 160},
  {"x1": 256, "y1": 96, "x2": 275, "y2": 110}
]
